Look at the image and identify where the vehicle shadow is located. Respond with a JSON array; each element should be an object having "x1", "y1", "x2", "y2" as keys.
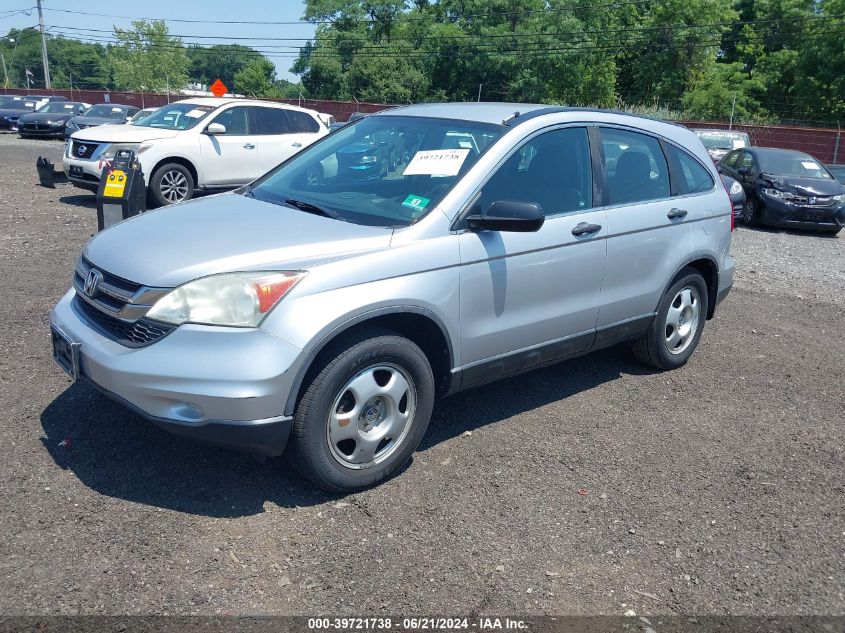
[
  {"x1": 59, "y1": 194, "x2": 96, "y2": 209},
  {"x1": 40, "y1": 345, "x2": 650, "y2": 517}
]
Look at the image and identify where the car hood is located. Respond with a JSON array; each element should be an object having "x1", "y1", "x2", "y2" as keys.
[
  {"x1": 0, "y1": 108, "x2": 32, "y2": 118},
  {"x1": 83, "y1": 193, "x2": 394, "y2": 287},
  {"x1": 69, "y1": 122, "x2": 180, "y2": 143},
  {"x1": 759, "y1": 173, "x2": 844, "y2": 196},
  {"x1": 19, "y1": 112, "x2": 74, "y2": 124}
]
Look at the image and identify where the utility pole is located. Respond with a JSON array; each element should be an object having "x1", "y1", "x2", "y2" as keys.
[
  {"x1": 36, "y1": 0, "x2": 51, "y2": 89},
  {"x1": 477, "y1": 83, "x2": 482, "y2": 102},
  {"x1": 1, "y1": 53, "x2": 8, "y2": 90},
  {"x1": 729, "y1": 93, "x2": 737, "y2": 130}
]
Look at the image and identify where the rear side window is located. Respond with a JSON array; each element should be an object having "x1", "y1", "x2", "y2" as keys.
[
  {"x1": 286, "y1": 110, "x2": 320, "y2": 133},
  {"x1": 738, "y1": 151, "x2": 754, "y2": 170},
  {"x1": 477, "y1": 127, "x2": 593, "y2": 216},
  {"x1": 665, "y1": 144, "x2": 715, "y2": 194},
  {"x1": 600, "y1": 128, "x2": 670, "y2": 205},
  {"x1": 253, "y1": 107, "x2": 292, "y2": 135}
]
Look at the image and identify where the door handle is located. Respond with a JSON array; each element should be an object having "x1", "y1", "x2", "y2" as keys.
[
  {"x1": 243, "y1": 143, "x2": 255, "y2": 150},
  {"x1": 667, "y1": 208, "x2": 688, "y2": 220},
  {"x1": 292, "y1": 142, "x2": 303, "y2": 148},
  {"x1": 571, "y1": 222, "x2": 602, "y2": 236}
]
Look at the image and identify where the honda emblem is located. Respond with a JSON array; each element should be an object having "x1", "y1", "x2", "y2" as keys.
[{"x1": 83, "y1": 269, "x2": 102, "y2": 297}]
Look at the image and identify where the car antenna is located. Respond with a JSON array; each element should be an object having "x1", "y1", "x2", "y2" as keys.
[{"x1": 502, "y1": 111, "x2": 521, "y2": 125}]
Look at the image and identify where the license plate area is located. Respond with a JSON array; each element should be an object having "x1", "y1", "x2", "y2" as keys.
[{"x1": 51, "y1": 324, "x2": 80, "y2": 380}]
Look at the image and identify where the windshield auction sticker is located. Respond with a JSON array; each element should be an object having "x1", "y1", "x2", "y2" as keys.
[{"x1": 403, "y1": 149, "x2": 470, "y2": 177}]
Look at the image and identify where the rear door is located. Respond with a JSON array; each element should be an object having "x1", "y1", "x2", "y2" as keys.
[
  {"x1": 251, "y1": 106, "x2": 300, "y2": 175},
  {"x1": 198, "y1": 105, "x2": 258, "y2": 186},
  {"x1": 457, "y1": 126, "x2": 607, "y2": 383},
  {"x1": 595, "y1": 126, "x2": 695, "y2": 342}
]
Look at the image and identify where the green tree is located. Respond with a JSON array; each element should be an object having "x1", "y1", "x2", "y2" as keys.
[
  {"x1": 109, "y1": 20, "x2": 190, "y2": 92},
  {"x1": 187, "y1": 44, "x2": 261, "y2": 90},
  {"x1": 233, "y1": 57, "x2": 278, "y2": 97}
]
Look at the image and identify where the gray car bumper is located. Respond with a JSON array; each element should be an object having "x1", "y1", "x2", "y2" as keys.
[{"x1": 49, "y1": 289, "x2": 303, "y2": 456}]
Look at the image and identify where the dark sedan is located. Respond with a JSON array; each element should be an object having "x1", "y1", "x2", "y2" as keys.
[
  {"x1": 826, "y1": 164, "x2": 845, "y2": 184},
  {"x1": 65, "y1": 103, "x2": 140, "y2": 139},
  {"x1": 0, "y1": 98, "x2": 39, "y2": 131},
  {"x1": 18, "y1": 101, "x2": 90, "y2": 139},
  {"x1": 718, "y1": 147, "x2": 843, "y2": 235}
]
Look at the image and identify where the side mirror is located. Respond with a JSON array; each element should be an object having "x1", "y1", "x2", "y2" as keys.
[
  {"x1": 466, "y1": 200, "x2": 545, "y2": 233},
  {"x1": 206, "y1": 122, "x2": 226, "y2": 135},
  {"x1": 721, "y1": 175, "x2": 746, "y2": 209}
]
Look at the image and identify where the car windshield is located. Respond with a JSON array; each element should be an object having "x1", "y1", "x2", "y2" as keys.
[
  {"x1": 85, "y1": 105, "x2": 127, "y2": 119},
  {"x1": 758, "y1": 151, "x2": 834, "y2": 179},
  {"x1": 37, "y1": 102, "x2": 81, "y2": 114},
  {"x1": 697, "y1": 132, "x2": 749, "y2": 150},
  {"x1": 134, "y1": 103, "x2": 215, "y2": 130},
  {"x1": 247, "y1": 115, "x2": 504, "y2": 227}
]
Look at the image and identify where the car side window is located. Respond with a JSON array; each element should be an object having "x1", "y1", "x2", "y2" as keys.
[
  {"x1": 211, "y1": 106, "x2": 250, "y2": 135},
  {"x1": 476, "y1": 127, "x2": 593, "y2": 217},
  {"x1": 722, "y1": 150, "x2": 740, "y2": 168},
  {"x1": 664, "y1": 143, "x2": 715, "y2": 195},
  {"x1": 286, "y1": 110, "x2": 320, "y2": 134},
  {"x1": 253, "y1": 107, "x2": 292, "y2": 135},
  {"x1": 600, "y1": 127, "x2": 671, "y2": 205}
]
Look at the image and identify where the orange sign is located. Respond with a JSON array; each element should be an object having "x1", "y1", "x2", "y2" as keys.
[{"x1": 210, "y1": 79, "x2": 228, "y2": 98}]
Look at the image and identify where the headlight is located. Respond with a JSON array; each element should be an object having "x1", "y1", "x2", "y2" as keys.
[
  {"x1": 762, "y1": 187, "x2": 794, "y2": 201},
  {"x1": 145, "y1": 271, "x2": 305, "y2": 327},
  {"x1": 833, "y1": 195, "x2": 842, "y2": 202},
  {"x1": 729, "y1": 181, "x2": 743, "y2": 195},
  {"x1": 100, "y1": 142, "x2": 152, "y2": 161}
]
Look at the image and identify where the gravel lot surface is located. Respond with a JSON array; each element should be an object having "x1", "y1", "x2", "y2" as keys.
[{"x1": 0, "y1": 134, "x2": 842, "y2": 617}]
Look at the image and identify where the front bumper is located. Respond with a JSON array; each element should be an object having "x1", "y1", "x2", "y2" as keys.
[
  {"x1": 758, "y1": 195, "x2": 844, "y2": 231},
  {"x1": 49, "y1": 289, "x2": 303, "y2": 456},
  {"x1": 63, "y1": 154, "x2": 105, "y2": 191}
]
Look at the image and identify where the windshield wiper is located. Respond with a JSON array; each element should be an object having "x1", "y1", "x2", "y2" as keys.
[{"x1": 284, "y1": 198, "x2": 342, "y2": 220}]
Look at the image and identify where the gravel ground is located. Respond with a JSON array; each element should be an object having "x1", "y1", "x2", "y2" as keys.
[{"x1": 0, "y1": 134, "x2": 842, "y2": 617}]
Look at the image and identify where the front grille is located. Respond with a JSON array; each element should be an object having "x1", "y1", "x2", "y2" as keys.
[
  {"x1": 23, "y1": 123, "x2": 49, "y2": 131},
  {"x1": 72, "y1": 257, "x2": 173, "y2": 347},
  {"x1": 71, "y1": 140, "x2": 99, "y2": 159},
  {"x1": 73, "y1": 295, "x2": 175, "y2": 347}
]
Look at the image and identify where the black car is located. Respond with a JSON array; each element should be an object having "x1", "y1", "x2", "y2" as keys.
[
  {"x1": 65, "y1": 103, "x2": 140, "y2": 139},
  {"x1": 18, "y1": 101, "x2": 90, "y2": 139},
  {"x1": 718, "y1": 147, "x2": 844, "y2": 235},
  {"x1": 0, "y1": 97, "x2": 39, "y2": 131}
]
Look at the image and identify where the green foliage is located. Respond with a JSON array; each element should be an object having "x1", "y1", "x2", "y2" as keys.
[
  {"x1": 291, "y1": 0, "x2": 845, "y2": 123},
  {"x1": 187, "y1": 44, "x2": 262, "y2": 91},
  {"x1": 109, "y1": 20, "x2": 190, "y2": 92},
  {"x1": 233, "y1": 57, "x2": 278, "y2": 97}
]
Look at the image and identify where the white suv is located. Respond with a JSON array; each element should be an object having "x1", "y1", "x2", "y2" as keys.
[{"x1": 63, "y1": 98, "x2": 329, "y2": 206}]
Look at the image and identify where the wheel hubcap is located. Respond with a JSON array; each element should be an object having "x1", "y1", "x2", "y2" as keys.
[
  {"x1": 160, "y1": 170, "x2": 189, "y2": 203},
  {"x1": 327, "y1": 364, "x2": 416, "y2": 470},
  {"x1": 665, "y1": 286, "x2": 700, "y2": 355}
]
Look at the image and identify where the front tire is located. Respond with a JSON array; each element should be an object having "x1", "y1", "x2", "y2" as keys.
[
  {"x1": 742, "y1": 197, "x2": 760, "y2": 226},
  {"x1": 287, "y1": 329, "x2": 435, "y2": 492},
  {"x1": 632, "y1": 268, "x2": 709, "y2": 370},
  {"x1": 149, "y1": 162, "x2": 194, "y2": 207}
]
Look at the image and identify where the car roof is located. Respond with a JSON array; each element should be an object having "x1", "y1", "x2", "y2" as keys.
[
  {"x1": 748, "y1": 147, "x2": 813, "y2": 158},
  {"x1": 173, "y1": 97, "x2": 321, "y2": 115},
  {"x1": 692, "y1": 128, "x2": 749, "y2": 135}
]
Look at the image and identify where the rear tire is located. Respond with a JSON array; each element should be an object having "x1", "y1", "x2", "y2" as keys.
[
  {"x1": 149, "y1": 162, "x2": 194, "y2": 207},
  {"x1": 632, "y1": 268, "x2": 709, "y2": 370},
  {"x1": 287, "y1": 328, "x2": 435, "y2": 492}
]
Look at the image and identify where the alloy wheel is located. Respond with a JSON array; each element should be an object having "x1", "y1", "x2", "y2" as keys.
[{"x1": 160, "y1": 170, "x2": 189, "y2": 203}]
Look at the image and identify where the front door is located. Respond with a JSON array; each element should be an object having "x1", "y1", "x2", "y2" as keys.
[
  {"x1": 199, "y1": 105, "x2": 258, "y2": 186},
  {"x1": 457, "y1": 126, "x2": 607, "y2": 385}
]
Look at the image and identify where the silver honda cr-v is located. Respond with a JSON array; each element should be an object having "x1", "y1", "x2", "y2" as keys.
[{"x1": 49, "y1": 103, "x2": 735, "y2": 491}]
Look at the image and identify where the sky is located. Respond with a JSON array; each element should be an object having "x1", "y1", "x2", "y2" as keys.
[{"x1": 1, "y1": 0, "x2": 316, "y2": 82}]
